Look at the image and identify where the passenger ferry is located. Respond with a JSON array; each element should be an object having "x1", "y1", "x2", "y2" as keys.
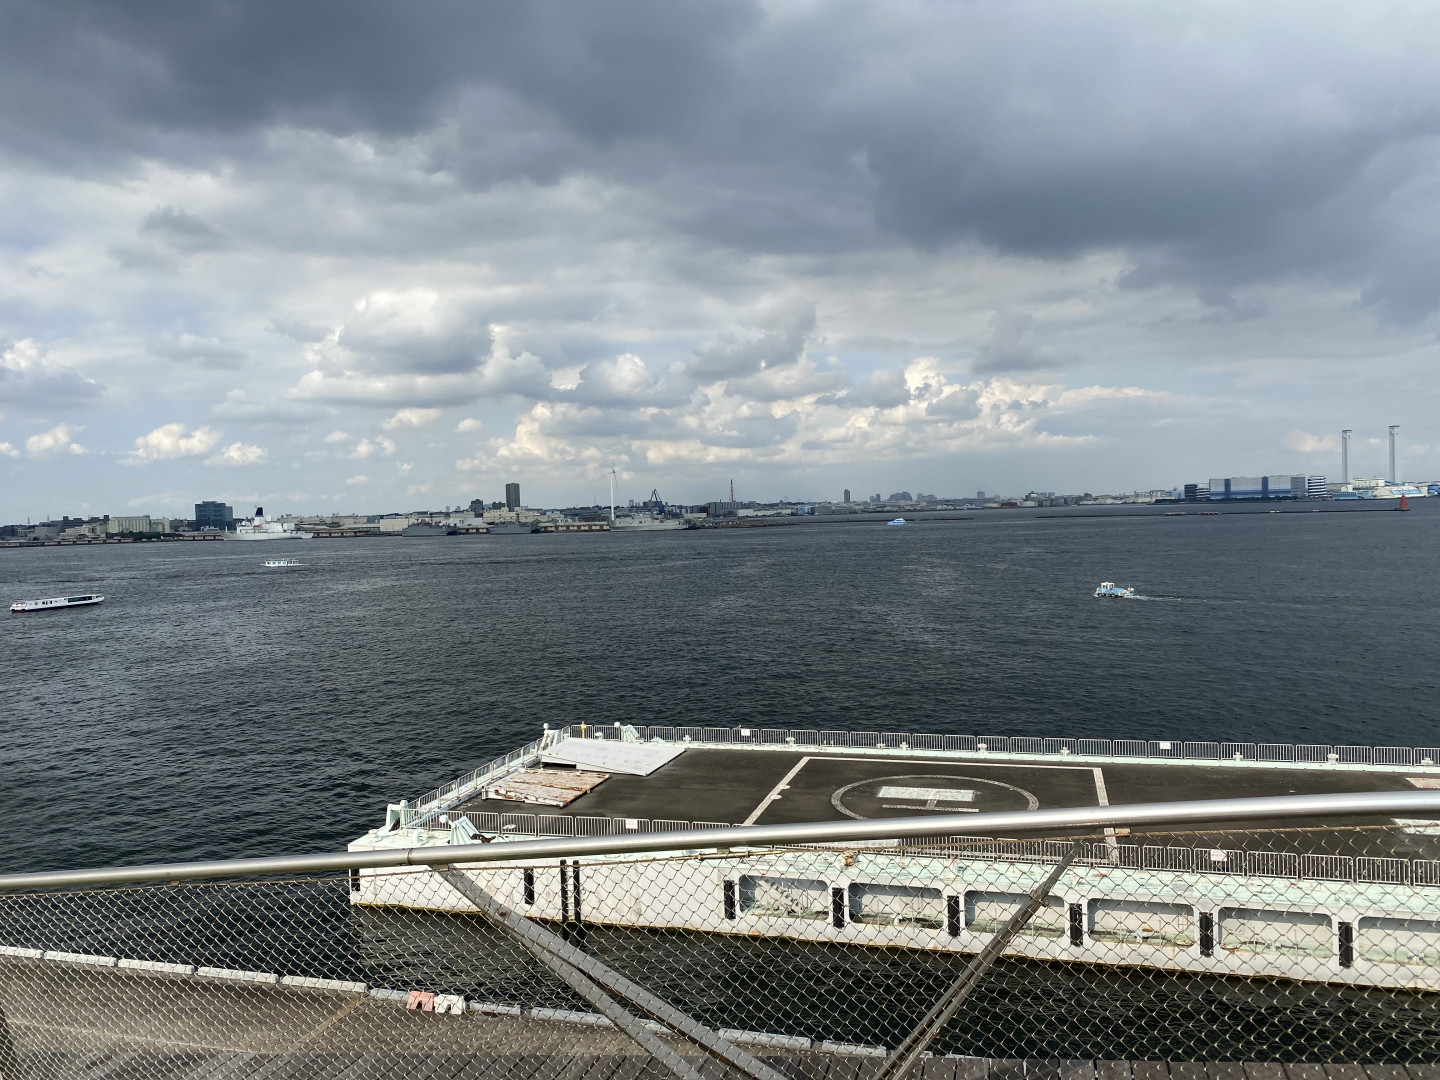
[
  {"x1": 1094, "y1": 581, "x2": 1136, "y2": 598},
  {"x1": 886, "y1": 518, "x2": 908, "y2": 526},
  {"x1": 263, "y1": 559, "x2": 301, "y2": 568},
  {"x1": 10, "y1": 593, "x2": 104, "y2": 613}
]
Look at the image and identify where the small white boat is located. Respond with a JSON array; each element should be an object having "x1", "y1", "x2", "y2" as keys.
[
  {"x1": 263, "y1": 559, "x2": 301, "y2": 568},
  {"x1": 10, "y1": 593, "x2": 104, "y2": 613},
  {"x1": 1094, "y1": 581, "x2": 1136, "y2": 599},
  {"x1": 886, "y1": 518, "x2": 908, "y2": 526}
]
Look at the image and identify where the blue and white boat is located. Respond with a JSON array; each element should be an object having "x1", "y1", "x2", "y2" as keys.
[
  {"x1": 1094, "y1": 581, "x2": 1136, "y2": 599},
  {"x1": 886, "y1": 518, "x2": 908, "y2": 526}
]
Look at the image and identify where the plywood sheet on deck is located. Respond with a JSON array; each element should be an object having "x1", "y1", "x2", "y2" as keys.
[{"x1": 485, "y1": 769, "x2": 609, "y2": 807}]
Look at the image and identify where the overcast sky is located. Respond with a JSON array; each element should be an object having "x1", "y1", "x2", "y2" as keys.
[{"x1": 2, "y1": 0, "x2": 1438, "y2": 519}]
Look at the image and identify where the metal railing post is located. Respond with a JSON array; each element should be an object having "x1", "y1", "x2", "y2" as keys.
[
  {"x1": 874, "y1": 841, "x2": 1082, "y2": 1080},
  {"x1": 436, "y1": 867, "x2": 790, "y2": 1080}
]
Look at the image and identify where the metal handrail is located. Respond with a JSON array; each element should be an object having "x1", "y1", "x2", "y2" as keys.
[{"x1": 3, "y1": 790, "x2": 1439, "y2": 891}]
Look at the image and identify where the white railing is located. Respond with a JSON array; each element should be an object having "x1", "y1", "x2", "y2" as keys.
[{"x1": 557, "y1": 724, "x2": 1440, "y2": 769}]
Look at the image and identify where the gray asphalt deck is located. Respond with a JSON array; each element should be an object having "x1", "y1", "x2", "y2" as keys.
[{"x1": 454, "y1": 748, "x2": 1440, "y2": 859}]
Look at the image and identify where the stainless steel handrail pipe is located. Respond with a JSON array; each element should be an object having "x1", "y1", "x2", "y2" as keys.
[{"x1": 2, "y1": 790, "x2": 1438, "y2": 892}]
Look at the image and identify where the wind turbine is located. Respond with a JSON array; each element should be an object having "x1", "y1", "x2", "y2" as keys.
[{"x1": 608, "y1": 464, "x2": 617, "y2": 522}]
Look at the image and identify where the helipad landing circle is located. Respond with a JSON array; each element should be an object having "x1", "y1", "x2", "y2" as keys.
[{"x1": 830, "y1": 773, "x2": 1040, "y2": 820}]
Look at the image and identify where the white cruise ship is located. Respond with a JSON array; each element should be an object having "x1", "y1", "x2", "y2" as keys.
[{"x1": 227, "y1": 508, "x2": 314, "y2": 542}]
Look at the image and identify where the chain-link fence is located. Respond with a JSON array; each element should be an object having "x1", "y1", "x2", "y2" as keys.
[{"x1": 4, "y1": 820, "x2": 1440, "y2": 1079}]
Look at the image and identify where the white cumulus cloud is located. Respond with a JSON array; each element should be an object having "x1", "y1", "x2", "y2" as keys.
[
  {"x1": 349, "y1": 435, "x2": 396, "y2": 459},
  {"x1": 26, "y1": 423, "x2": 87, "y2": 458},
  {"x1": 0, "y1": 442, "x2": 19, "y2": 458},
  {"x1": 382, "y1": 407, "x2": 441, "y2": 430},
  {"x1": 1, "y1": 340, "x2": 102, "y2": 403},
  {"x1": 455, "y1": 417, "x2": 483, "y2": 433},
  {"x1": 323, "y1": 430, "x2": 352, "y2": 444},
  {"x1": 1285, "y1": 430, "x2": 1341, "y2": 454},
  {"x1": 346, "y1": 474, "x2": 369, "y2": 484},
  {"x1": 207, "y1": 441, "x2": 268, "y2": 466},
  {"x1": 122, "y1": 422, "x2": 222, "y2": 465}
]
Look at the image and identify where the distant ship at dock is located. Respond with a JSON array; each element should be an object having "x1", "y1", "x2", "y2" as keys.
[
  {"x1": 226, "y1": 508, "x2": 314, "y2": 541},
  {"x1": 610, "y1": 515, "x2": 684, "y2": 532}
]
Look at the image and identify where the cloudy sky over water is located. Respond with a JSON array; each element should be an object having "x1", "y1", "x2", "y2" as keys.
[{"x1": 2, "y1": 1, "x2": 1439, "y2": 518}]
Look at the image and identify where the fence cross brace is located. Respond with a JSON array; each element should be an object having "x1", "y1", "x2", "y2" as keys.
[
  {"x1": 873, "y1": 840, "x2": 1083, "y2": 1080},
  {"x1": 437, "y1": 866, "x2": 789, "y2": 1080}
]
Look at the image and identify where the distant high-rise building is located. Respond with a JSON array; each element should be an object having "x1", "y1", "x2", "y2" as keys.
[
  {"x1": 469, "y1": 498, "x2": 485, "y2": 515},
  {"x1": 194, "y1": 501, "x2": 233, "y2": 531},
  {"x1": 505, "y1": 482, "x2": 521, "y2": 510},
  {"x1": 843, "y1": 488, "x2": 851, "y2": 504},
  {"x1": 977, "y1": 491, "x2": 985, "y2": 500}
]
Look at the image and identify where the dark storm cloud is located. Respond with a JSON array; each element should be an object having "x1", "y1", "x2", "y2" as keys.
[
  {"x1": 139, "y1": 207, "x2": 230, "y2": 253},
  {"x1": 686, "y1": 305, "x2": 816, "y2": 381},
  {"x1": 0, "y1": 1, "x2": 752, "y2": 161},
  {"x1": 3, "y1": 0, "x2": 1440, "y2": 318}
]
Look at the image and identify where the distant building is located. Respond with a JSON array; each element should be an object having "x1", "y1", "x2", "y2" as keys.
[
  {"x1": 888, "y1": 491, "x2": 913, "y2": 502},
  {"x1": 976, "y1": 491, "x2": 985, "y2": 500},
  {"x1": 505, "y1": 482, "x2": 521, "y2": 510},
  {"x1": 843, "y1": 489, "x2": 851, "y2": 504},
  {"x1": 106, "y1": 515, "x2": 152, "y2": 534},
  {"x1": 469, "y1": 498, "x2": 485, "y2": 515},
  {"x1": 1203, "y1": 475, "x2": 1325, "y2": 500},
  {"x1": 708, "y1": 500, "x2": 740, "y2": 517},
  {"x1": 195, "y1": 501, "x2": 233, "y2": 531}
]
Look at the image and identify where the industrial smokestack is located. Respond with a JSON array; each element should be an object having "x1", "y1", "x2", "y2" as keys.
[
  {"x1": 1341, "y1": 429, "x2": 1351, "y2": 486},
  {"x1": 1389, "y1": 425, "x2": 1400, "y2": 484}
]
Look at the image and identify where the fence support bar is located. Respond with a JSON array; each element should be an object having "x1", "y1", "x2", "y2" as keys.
[
  {"x1": 874, "y1": 840, "x2": 1082, "y2": 1080},
  {"x1": 432, "y1": 868, "x2": 707, "y2": 1080},
  {"x1": 436, "y1": 868, "x2": 789, "y2": 1080},
  {"x1": 5, "y1": 791, "x2": 1440, "y2": 891}
]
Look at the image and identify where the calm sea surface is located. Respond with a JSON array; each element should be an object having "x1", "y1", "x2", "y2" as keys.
[{"x1": 2, "y1": 505, "x2": 1438, "y2": 874}]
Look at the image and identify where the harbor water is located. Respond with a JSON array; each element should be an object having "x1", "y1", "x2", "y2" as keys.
[{"x1": 2, "y1": 505, "x2": 1439, "y2": 874}]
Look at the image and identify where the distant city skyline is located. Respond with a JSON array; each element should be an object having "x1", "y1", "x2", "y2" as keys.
[{"x1": 3, "y1": 5, "x2": 1440, "y2": 521}]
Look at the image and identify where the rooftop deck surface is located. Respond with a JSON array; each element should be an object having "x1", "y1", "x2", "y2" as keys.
[{"x1": 455, "y1": 748, "x2": 1440, "y2": 859}]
